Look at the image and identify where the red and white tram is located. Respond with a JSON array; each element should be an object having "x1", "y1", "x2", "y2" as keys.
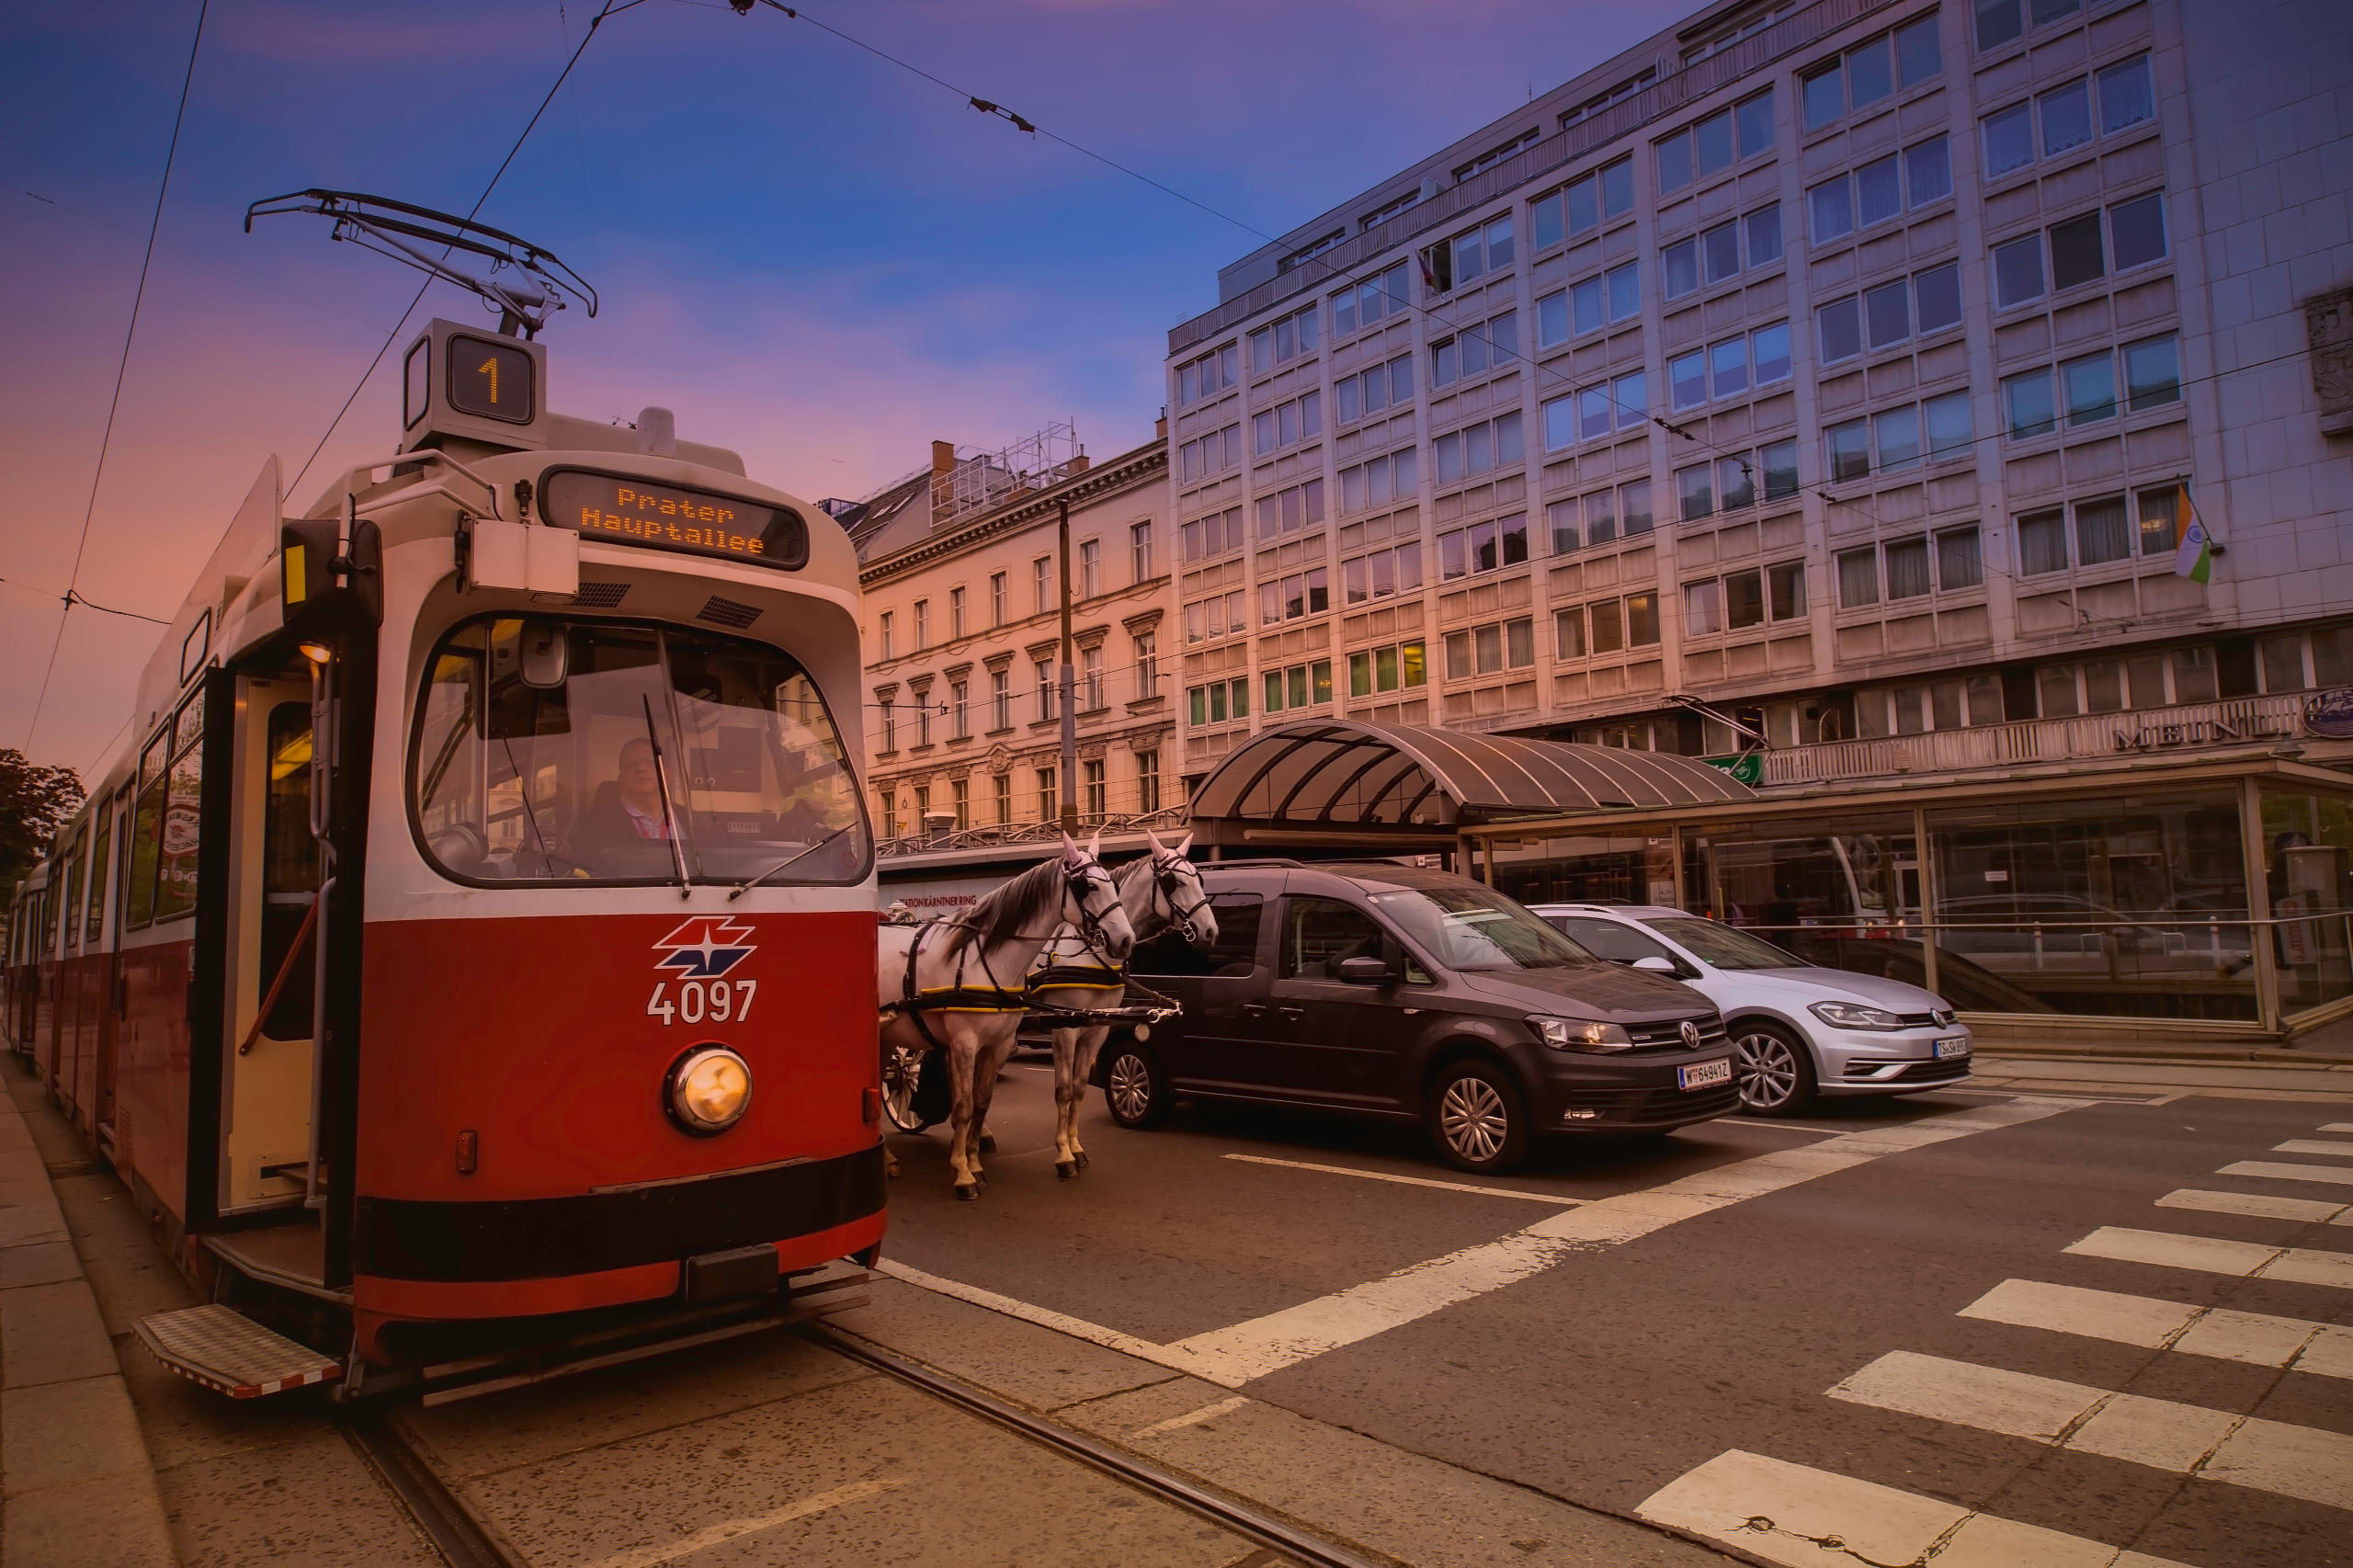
[{"x1": 3, "y1": 317, "x2": 883, "y2": 1397}]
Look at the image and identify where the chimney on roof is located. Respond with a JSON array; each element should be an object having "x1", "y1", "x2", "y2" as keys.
[
  {"x1": 1066, "y1": 454, "x2": 1090, "y2": 475},
  {"x1": 931, "y1": 440, "x2": 956, "y2": 476}
]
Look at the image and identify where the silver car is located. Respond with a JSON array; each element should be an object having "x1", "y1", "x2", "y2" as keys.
[{"x1": 1529, "y1": 904, "x2": 1972, "y2": 1115}]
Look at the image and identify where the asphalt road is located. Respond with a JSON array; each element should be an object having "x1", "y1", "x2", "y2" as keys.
[{"x1": 881, "y1": 1061, "x2": 2353, "y2": 1567}]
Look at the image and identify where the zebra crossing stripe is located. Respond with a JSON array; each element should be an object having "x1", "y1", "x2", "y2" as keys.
[
  {"x1": 2064, "y1": 1226, "x2": 2353, "y2": 1289},
  {"x1": 2274, "y1": 1140, "x2": 2353, "y2": 1157},
  {"x1": 2218, "y1": 1161, "x2": 2353, "y2": 1188},
  {"x1": 1827, "y1": 1351, "x2": 2353, "y2": 1511},
  {"x1": 1959, "y1": 1278, "x2": 2353, "y2": 1378},
  {"x1": 2156, "y1": 1188, "x2": 2349, "y2": 1224},
  {"x1": 1635, "y1": 1449, "x2": 2200, "y2": 1568},
  {"x1": 2319, "y1": 1124, "x2": 2353, "y2": 1134}
]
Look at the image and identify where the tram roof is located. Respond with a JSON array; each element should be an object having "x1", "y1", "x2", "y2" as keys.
[{"x1": 1186, "y1": 720, "x2": 1755, "y2": 847}]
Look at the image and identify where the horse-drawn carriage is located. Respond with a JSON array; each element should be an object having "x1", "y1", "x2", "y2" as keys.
[{"x1": 875, "y1": 831, "x2": 1212, "y2": 1198}]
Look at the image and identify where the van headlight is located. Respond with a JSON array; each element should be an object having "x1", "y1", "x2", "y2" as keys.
[
  {"x1": 1809, "y1": 1001, "x2": 1908, "y2": 1031},
  {"x1": 666, "y1": 1046, "x2": 753, "y2": 1134},
  {"x1": 1530, "y1": 1017, "x2": 1633, "y2": 1052}
]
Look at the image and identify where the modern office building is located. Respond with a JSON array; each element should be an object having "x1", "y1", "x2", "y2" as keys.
[
  {"x1": 1165, "y1": 0, "x2": 2353, "y2": 1038},
  {"x1": 847, "y1": 426, "x2": 1177, "y2": 868}
]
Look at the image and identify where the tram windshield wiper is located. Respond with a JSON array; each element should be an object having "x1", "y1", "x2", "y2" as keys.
[
  {"x1": 639, "y1": 695, "x2": 693, "y2": 899},
  {"x1": 728, "y1": 821, "x2": 856, "y2": 902}
]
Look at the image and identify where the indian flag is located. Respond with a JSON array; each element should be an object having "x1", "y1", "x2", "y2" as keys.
[{"x1": 2173, "y1": 485, "x2": 2211, "y2": 584}]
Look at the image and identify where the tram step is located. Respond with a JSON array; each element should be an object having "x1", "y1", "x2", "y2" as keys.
[{"x1": 133, "y1": 1304, "x2": 344, "y2": 1399}]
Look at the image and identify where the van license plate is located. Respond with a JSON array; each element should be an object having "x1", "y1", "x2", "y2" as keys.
[
  {"x1": 1678, "y1": 1059, "x2": 1733, "y2": 1091},
  {"x1": 1935, "y1": 1038, "x2": 1971, "y2": 1060}
]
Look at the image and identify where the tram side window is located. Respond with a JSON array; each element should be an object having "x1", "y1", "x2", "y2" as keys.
[
  {"x1": 150, "y1": 691, "x2": 207, "y2": 924},
  {"x1": 85, "y1": 799, "x2": 112, "y2": 947},
  {"x1": 412, "y1": 617, "x2": 870, "y2": 887},
  {"x1": 125, "y1": 721, "x2": 176, "y2": 930},
  {"x1": 60, "y1": 833, "x2": 85, "y2": 952}
]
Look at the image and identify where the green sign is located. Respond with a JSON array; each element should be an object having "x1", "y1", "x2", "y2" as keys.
[{"x1": 1703, "y1": 751, "x2": 1763, "y2": 786}]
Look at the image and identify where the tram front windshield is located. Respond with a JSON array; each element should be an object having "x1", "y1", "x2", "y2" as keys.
[{"x1": 412, "y1": 618, "x2": 869, "y2": 886}]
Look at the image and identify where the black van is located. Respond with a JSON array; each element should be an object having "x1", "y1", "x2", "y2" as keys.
[{"x1": 1097, "y1": 862, "x2": 1735, "y2": 1174}]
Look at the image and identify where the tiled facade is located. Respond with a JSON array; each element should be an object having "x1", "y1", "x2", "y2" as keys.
[
  {"x1": 854, "y1": 437, "x2": 1174, "y2": 843},
  {"x1": 1165, "y1": 0, "x2": 2352, "y2": 785}
]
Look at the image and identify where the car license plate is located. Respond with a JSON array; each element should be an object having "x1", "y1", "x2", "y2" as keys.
[
  {"x1": 1935, "y1": 1037, "x2": 1971, "y2": 1060},
  {"x1": 1678, "y1": 1059, "x2": 1733, "y2": 1091}
]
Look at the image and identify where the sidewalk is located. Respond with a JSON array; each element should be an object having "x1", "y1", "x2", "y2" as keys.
[
  {"x1": 1971, "y1": 1046, "x2": 2353, "y2": 1100},
  {"x1": 0, "y1": 1063, "x2": 178, "y2": 1568}
]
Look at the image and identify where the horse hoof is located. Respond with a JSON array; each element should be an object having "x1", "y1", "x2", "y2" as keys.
[
  {"x1": 1074, "y1": 1150, "x2": 1090, "y2": 1170},
  {"x1": 1055, "y1": 1160, "x2": 1076, "y2": 1179},
  {"x1": 979, "y1": 1134, "x2": 997, "y2": 1154},
  {"x1": 954, "y1": 1184, "x2": 980, "y2": 1202}
]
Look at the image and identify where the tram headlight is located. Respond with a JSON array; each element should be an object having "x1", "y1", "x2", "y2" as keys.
[{"x1": 665, "y1": 1046, "x2": 753, "y2": 1135}]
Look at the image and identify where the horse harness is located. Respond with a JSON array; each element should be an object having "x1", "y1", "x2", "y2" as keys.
[{"x1": 883, "y1": 858, "x2": 1125, "y2": 1054}]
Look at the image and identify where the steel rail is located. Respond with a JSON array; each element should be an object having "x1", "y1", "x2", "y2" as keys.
[
  {"x1": 799, "y1": 1321, "x2": 1389, "y2": 1568},
  {"x1": 338, "y1": 1413, "x2": 520, "y2": 1568}
]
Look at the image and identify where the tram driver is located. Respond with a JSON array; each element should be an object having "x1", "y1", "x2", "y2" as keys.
[{"x1": 576, "y1": 736, "x2": 678, "y2": 870}]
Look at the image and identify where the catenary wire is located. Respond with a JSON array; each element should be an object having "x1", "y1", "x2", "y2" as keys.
[
  {"x1": 281, "y1": 0, "x2": 646, "y2": 502},
  {"x1": 23, "y1": 0, "x2": 210, "y2": 750}
]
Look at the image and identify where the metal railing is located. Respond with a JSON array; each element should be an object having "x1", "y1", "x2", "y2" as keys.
[
  {"x1": 1757, "y1": 694, "x2": 2307, "y2": 788},
  {"x1": 875, "y1": 806, "x2": 1191, "y2": 859}
]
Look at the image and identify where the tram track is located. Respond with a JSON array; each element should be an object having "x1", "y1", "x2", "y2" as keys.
[{"x1": 333, "y1": 1314, "x2": 1388, "y2": 1568}]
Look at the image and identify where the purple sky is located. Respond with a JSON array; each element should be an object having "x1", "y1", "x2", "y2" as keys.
[{"x1": 2, "y1": 0, "x2": 1685, "y2": 773}]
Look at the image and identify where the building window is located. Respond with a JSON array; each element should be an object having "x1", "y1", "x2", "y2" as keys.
[
  {"x1": 1036, "y1": 767, "x2": 1056, "y2": 822},
  {"x1": 1359, "y1": 188, "x2": 1427, "y2": 231},
  {"x1": 2017, "y1": 508, "x2": 2069, "y2": 574},
  {"x1": 1178, "y1": 423, "x2": 1242, "y2": 484},
  {"x1": 1539, "y1": 369, "x2": 1646, "y2": 451},
  {"x1": 1256, "y1": 476, "x2": 1330, "y2": 535},
  {"x1": 1135, "y1": 751, "x2": 1160, "y2": 814},
  {"x1": 1662, "y1": 205, "x2": 1782, "y2": 299},
  {"x1": 915, "y1": 690, "x2": 932, "y2": 746},
  {"x1": 1807, "y1": 135, "x2": 1949, "y2": 245},
  {"x1": 1802, "y1": 13, "x2": 1941, "y2": 131},
  {"x1": 1336, "y1": 449, "x2": 1415, "y2": 514},
  {"x1": 989, "y1": 571, "x2": 1006, "y2": 626},
  {"x1": 1079, "y1": 539, "x2": 1100, "y2": 599},
  {"x1": 1036, "y1": 659, "x2": 1057, "y2": 722},
  {"x1": 912, "y1": 599, "x2": 928, "y2": 650},
  {"x1": 878, "y1": 788, "x2": 895, "y2": 835},
  {"x1": 1992, "y1": 194, "x2": 2167, "y2": 308},
  {"x1": 1836, "y1": 547, "x2": 1881, "y2": 608},
  {"x1": 1432, "y1": 412, "x2": 1524, "y2": 486},
  {"x1": 1533, "y1": 260, "x2": 1641, "y2": 350},
  {"x1": 1260, "y1": 568, "x2": 1332, "y2": 624},
  {"x1": 1453, "y1": 127, "x2": 1540, "y2": 183},
  {"x1": 1342, "y1": 540, "x2": 1425, "y2": 604},
  {"x1": 1769, "y1": 559, "x2": 1808, "y2": 620},
  {"x1": 1654, "y1": 88, "x2": 1775, "y2": 197},
  {"x1": 1131, "y1": 520, "x2": 1153, "y2": 581},
  {"x1": 1974, "y1": 0, "x2": 2095, "y2": 54},
  {"x1": 1437, "y1": 513, "x2": 1529, "y2": 580},
  {"x1": 1937, "y1": 525, "x2": 1984, "y2": 590},
  {"x1": 994, "y1": 773, "x2": 1012, "y2": 824},
  {"x1": 1546, "y1": 477, "x2": 1654, "y2": 552},
  {"x1": 991, "y1": 668, "x2": 1011, "y2": 730},
  {"x1": 2074, "y1": 494, "x2": 2132, "y2": 566},
  {"x1": 2123, "y1": 334, "x2": 2181, "y2": 410},
  {"x1": 1821, "y1": 392, "x2": 1969, "y2": 481},
  {"x1": 1577, "y1": 593, "x2": 1658, "y2": 653},
  {"x1": 950, "y1": 679, "x2": 970, "y2": 739},
  {"x1": 1529, "y1": 156, "x2": 1634, "y2": 251},
  {"x1": 1424, "y1": 213, "x2": 1516, "y2": 293},
  {"x1": 1252, "y1": 391, "x2": 1324, "y2": 456},
  {"x1": 1263, "y1": 659, "x2": 1336, "y2": 713},
  {"x1": 879, "y1": 697, "x2": 895, "y2": 752},
  {"x1": 1330, "y1": 261, "x2": 1411, "y2": 336},
  {"x1": 1669, "y1": 323, "x2": 1792, "y2": 408},
  {"x1": 1431, "y1": 311, "x2": 1519, "y2": 390},
  {"x1": 1033, "y1": 556, "x2": 1051, "y2": 614},
  {"x1": 1175, "y1": 341, "x2": 1239, "y2": 407},
  {"x1": 1336, "y1": 353, "x2": 1414, "y2": 424},
  {"x1": 1442, "y1": 619, "x2": 1534, "y2": 678},
  {"x1": 1186, "y1": 677, "x2": 1252, "y2": 725},
  {"x1": 1180, "y1": 506, "x2": 1245, "y2": 563},
  {"x1": 951, "y1": 778, "x2": 970, "y2": 830},
  {"x1": 1134, "y1": 631, "x2": 1159, "y2": 698},
  {"x1": 1082, "y1": 645, "x2": 1105, "y2": 710},
  {"x1": 1347, "y1": 640, "x2": 1428, "y2": 696},
  {"x1": 949, "y1": 585, "x2": 966, "y2": 640},
  {"x1": 1247, "y1": 303, "x2": 1319, "y2": 374},
  {"x1": 1684, "y1": 578, "x2": 1722, "y2": 636},
  {"x1": 1082, "y1": 758, "x2": 1106, "y2": 820},
  {"x1": 1183, "y1": 588, "x2": 1248, "y2": 643},
  {"x1": 2004, "y1": 333, "x2": 2177, "y2": 440}
]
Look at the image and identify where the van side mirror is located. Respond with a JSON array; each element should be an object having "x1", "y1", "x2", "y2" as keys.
[
  {"x1": 1336, "y1": 956, "x2": 1394, "y2": 985},
  {"x1": 1631, "y1": 955, "x2": 1679, "y2": 975}
]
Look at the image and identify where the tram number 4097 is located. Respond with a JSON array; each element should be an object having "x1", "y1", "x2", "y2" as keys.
[{"x1": 646, "y1": 980, "x2": 758, "y2": 1027}]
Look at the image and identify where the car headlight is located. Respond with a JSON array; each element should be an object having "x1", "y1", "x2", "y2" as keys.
[
  {"x1": 666, "y1": 1045, "x2": 753, "y2": 1134},
  {"x1": 1530, "y1": 1016, "x2": 1634, "y2": 1052},
  {"x1": 1809, "y1": 1001, "x2": 1909, "y2": 1031}
]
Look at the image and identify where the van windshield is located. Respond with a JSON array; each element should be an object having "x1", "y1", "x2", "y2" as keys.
[
  {"x1": 1368, "y1": 883, "x2": 1601, "y2": 971},
  {"x1": 411, "y1": 618, "x2": 869, "y2": 886}
]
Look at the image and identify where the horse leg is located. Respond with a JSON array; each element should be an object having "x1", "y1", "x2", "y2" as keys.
[
  {"x1": 943, "y1": 1022, "x2": 983, "y2": 1200},
  {"x1": 967, "y1": 1025, "x2": 1019, "y2": 1188},
  {"x1": 1050, "y1": 1026, "x2": 1080, "y2": 1178},
  {"x1": 1067, "y1": 1025, "x2": 1109, "y2": 1170}
]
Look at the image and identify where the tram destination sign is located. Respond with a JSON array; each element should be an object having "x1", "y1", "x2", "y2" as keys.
[{"x1": 543, "y1": 469, "x2": 808, "y2": 571}]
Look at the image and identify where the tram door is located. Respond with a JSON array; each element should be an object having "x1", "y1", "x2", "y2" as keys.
[{"x1": 219, "y1": 671, "x2": 323, "y2": 1214}]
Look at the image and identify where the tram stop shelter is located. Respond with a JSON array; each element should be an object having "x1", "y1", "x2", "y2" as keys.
[{"x1": 1187, "y1": 722, "x2": 2353, "y2": 1047}]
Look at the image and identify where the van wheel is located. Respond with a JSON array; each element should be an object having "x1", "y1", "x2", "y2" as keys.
[
  {"x1": 1733, "y1": 1023, "x2": 1817, "y2": 1116},
  {"x1": 1103, "y1": 1043, "x2": 1170, "y2": 1130},
  {"x1": 1428, "y1": 1060, "x2": 1528, "y2": 1175}
]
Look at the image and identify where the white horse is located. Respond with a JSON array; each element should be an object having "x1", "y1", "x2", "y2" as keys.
[
  {"x1": 1027, "y1": 831, "x2": 1216, "y2": 1179},
  {"x1": 878, "y1": 834, "x2": 1133, "y2": 1200}
]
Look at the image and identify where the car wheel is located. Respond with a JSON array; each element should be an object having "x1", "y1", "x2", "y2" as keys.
[
  {"x1": 1427, "y1": 1059, "x2": 1529, "y2": 1175},
  {"x1": 1733, "y1": 1022, "x2": 1817, "y2": 1117},
  {"x1": 1103, "y1": 1042, "x2": 1171, "y2": 1130}
]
